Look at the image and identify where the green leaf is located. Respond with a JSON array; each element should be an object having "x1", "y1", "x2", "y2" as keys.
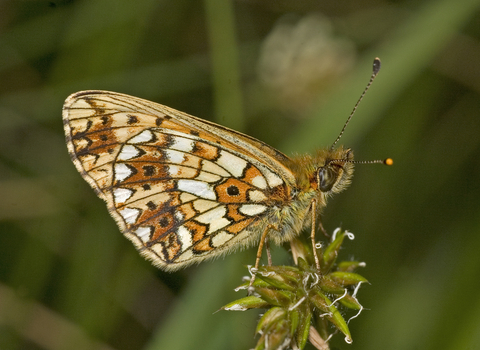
[
  {"x1": 295, "y1": 308, "x2": 312, "y2": 349},
  {"x1": 319, "y1": 275, "x2": 348, "y2": 294},
  {"x1": 322, "y1": 231, "x2": 346, "y2": 271},
  {"x1": 256, "y1": 307, "x2": 287, "y2": 334},
  {"x1": 338, "y1": 294, "x2": 362, "y2": 310},
  {"x1": 311, "y1": 291, "x2": 352, "y2": 342},
  {"x1": 254, "y1": 287, "x2": 294, "y2": 307},
  {"x1": 265, "y1": 318, "x2": 290, "y2": 350},
  {"x1": 255, "y1": 268, "x2": 299, "y2": 291},
  {"x1": 329, "y1": 271, "x2": 369, "y2": 285},
  {"x1": 221, "y1": 296, "x2": 270, "y2": 311},
  {"x1": 297, "y1": 257, "x2": 312, "y2": 272},
  {"x1": 289, "y1": 309, "x2": 299, "y2": 337},
  {"x1": 309, "y1": 291, "x2": 330, "y2": 314}
]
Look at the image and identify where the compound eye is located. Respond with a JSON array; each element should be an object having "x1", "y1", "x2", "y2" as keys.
[{"x1": 318, "y1": 166, "x2": 339, "y2": 192}]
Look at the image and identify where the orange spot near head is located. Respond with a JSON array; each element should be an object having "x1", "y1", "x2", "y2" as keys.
[
  {"x1": 215, "y1": 178, "x2": 251, "y2": 203},
  {"x1": 384, "y1": 158, "x2": 393, "y2": 166}
]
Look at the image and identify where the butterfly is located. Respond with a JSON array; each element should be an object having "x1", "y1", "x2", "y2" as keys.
[{"x1": 63, "y1": 58, "x2": 388, "y2": 273}]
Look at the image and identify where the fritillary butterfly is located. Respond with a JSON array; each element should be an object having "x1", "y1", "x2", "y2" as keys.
[{"x1": 63, "y1": 58, "x2": 388, "y2": 272}]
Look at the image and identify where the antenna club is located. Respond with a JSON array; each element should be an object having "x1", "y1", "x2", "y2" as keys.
[
  {"x1": 373, "y1": 58, "x2": 381, "y2": 75},
  {"x1": 384, "y1": 158, "x2": 393, "y2": 166}
]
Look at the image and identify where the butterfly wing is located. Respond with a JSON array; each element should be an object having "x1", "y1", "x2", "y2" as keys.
[{"x1": 63, "y1": 91, "x2": 296, "y2": 270}]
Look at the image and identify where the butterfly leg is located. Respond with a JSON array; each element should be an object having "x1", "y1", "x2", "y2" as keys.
[
  {"x1": 248, "y1": 225, "x2": 272, "y2": 289},
  {"x1": 310, "y1": 199, "x2": 321, "y2": 271},
  {"x1": 265, "y1": 239, "x2": 273, "y2": 266}
]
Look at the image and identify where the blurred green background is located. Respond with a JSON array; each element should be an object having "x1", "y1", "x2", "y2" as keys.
[{"x1": 1, "y1": 0, "x2": 480, "y2": 349}]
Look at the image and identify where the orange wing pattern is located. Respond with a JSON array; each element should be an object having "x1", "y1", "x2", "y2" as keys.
[{"x1": 63, "y1": 91, "x2": 292, "y2": 269}]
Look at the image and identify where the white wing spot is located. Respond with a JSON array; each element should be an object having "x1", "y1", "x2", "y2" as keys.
[
  {"x1": 177, "y1": 179, "x2": 216, "y2": 200},
  {"x1": 167, "y1": 164, "x2": 181, "y2": 176},
  {"x1": 216, "y1": 150, "x2": 247, "y2": 177},
  {"x1": 177, "y1": 225, "x2": 193, "y2": 251},
  {"x1": 165, "y1": 149, "x2": 185, "y2": 163},
  {"x1": 239, "y1": 204, "x2": 267, "y2": 216},
  {"x1": 118, "y1": 145, "x2": 140, "y2": 161},
  {"x1": 264, "y1": 169, "x2": 284, "y2": 188},
  {"x1": 113, "y1": 187, "x2": 134, "y2": 203},
  {"x1": 175, "y1": 211, "x2": 185, "y2": 222},
  {"x1": 171, "y1": 136, "x2": 195, "y2": 152},
  {"x1": 136, "y1": 227, "x2": 152, "y2": 243},
  {"x1": 120, "y1": 207, "x2": 140, "y2": 224},
  {"x1": 211, "y1": 231, "x2": 234, "y2": 247},
  {"x1": 115, "y1": 163, "x2": 133, "y2": 182},
  {"x1": 129, "y1": 130, "x2": 154, "y2": 144},
  {"x1": 252, "y1": 175, "x2": 267, "y2": 189},
  {"x1": 196, "y1": 206, "x2": 230, "y2": 233},
  {"x1": 249, "y1": 190, "x2": 267, "y2": 202}
]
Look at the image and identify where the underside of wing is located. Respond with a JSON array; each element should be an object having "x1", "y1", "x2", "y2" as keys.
[{"x1": 63, "y1": 91, "x2": 294, "y2": 269}]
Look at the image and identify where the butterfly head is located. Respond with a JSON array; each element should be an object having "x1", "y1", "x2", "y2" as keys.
[{"x1": 314, "y1": 146, "x2": 354, "y2": 196}]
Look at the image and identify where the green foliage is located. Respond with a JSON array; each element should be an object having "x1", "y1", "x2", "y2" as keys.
[{"x1": 223, "y1": 231, "x2": 366, "y2": 349}]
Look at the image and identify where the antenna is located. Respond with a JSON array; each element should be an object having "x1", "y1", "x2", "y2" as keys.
[
  {"x1": 330, "y1": 157, "x2": 393, "y2": 166},
  {"x1": 357, "y1": 158, "x2": 393, "y2": 165},
  {"x1": 331, "y1": 57, "x2": 381, "y2": 150}
]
